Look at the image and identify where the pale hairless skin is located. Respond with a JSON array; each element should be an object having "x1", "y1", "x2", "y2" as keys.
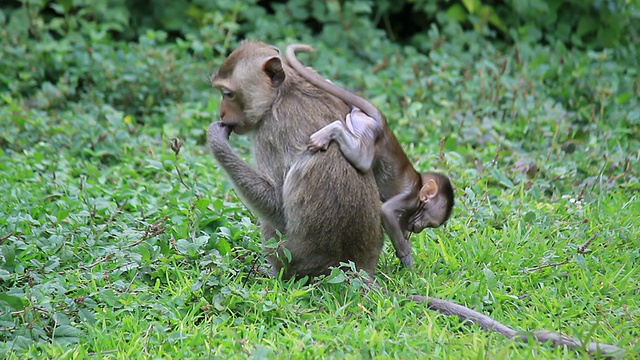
[{"x1": 285, "y1": 44, "x2": 454, "y2": 268}]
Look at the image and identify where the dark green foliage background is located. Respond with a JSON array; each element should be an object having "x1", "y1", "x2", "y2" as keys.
[{"x1": 0, "y1": 0, "x2": 638, "y2": 358}]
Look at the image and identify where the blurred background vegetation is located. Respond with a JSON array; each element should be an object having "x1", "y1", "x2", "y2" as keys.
[
  {"x1": 2, "y1": 0, "x2": 638, "y2": 151},
  {"x1": 4, "y1": 0, "x2": 638, "y2": 47},
  {"x1": 1, "y1": 0, "x2": 638, "y2": 117}
]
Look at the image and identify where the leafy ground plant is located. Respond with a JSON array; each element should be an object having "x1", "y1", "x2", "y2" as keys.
[{"x1": 1, "y1": 4, "x2": 639, "y2": 360}]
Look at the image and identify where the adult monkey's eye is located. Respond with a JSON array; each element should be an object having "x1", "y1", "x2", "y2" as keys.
[{"x1": 220, "y1": 87, "x2": 235, "y2": 99}]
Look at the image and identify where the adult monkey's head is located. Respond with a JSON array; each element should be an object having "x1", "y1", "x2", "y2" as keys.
[{"x1": 210, "y1": 41, "x2": 284, "y2": 134}]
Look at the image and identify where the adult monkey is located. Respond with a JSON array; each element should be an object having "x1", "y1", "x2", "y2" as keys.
[
  {"x1": 207, "y1": 41, "x2": 625, "y2": 357},
  {"x1": 286, "y1": 43, "x2": 454, "y2": 269},
  {"x1": 207, "y1": 40, "x2": 383, "y2": 279}
]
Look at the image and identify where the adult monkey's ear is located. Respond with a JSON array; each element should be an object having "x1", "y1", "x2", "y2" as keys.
[{"x1": 263, "y1": 57, "x2": 285, "y2": 87}]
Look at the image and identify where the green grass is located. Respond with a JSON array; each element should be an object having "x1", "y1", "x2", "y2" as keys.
[{"x1": 1, "y1": 12, "x2": 639, "y2": 360}]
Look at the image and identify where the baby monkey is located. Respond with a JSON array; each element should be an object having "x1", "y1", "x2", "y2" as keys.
[{"x1": 286, "y1": 44, "x2": 454, "y2": 268}]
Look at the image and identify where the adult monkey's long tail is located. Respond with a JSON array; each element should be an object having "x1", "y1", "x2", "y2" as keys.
[{"x1": 411, "y1": 295, "x2": 626, "y2": 357}]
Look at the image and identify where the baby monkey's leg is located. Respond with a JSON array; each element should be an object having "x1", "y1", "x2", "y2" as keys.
[{"x1": 308, "y1": 107, "x2": 380, "y2": 173}]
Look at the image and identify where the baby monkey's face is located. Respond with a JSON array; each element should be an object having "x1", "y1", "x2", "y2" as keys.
[{"x1": 406, "y1": 172, "x2": 454, "y2": 233}]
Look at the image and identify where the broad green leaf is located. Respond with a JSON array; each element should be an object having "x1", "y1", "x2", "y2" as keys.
[
  {"x1": 446, "y1": 4, "x2": 468, "y2": 22},
  {"x1": 461, "y1": 0, "x2": 480, "y2": 14},
  {"x1": 616, "y1": 92, "x2": 633, "y2": 105},
  {"x1": 0, "y1": 293, "x2": 27, "y2": 310},
  {"x1": 326, "y1": 268, "x2": 347, "y2": 284},
  {"x1": 52, "y1": 325, "x2": 80, "y2": 343}
]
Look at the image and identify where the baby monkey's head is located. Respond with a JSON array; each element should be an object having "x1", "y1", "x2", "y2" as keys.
[{"x1": 407, "y1": 172, "x2": 454, "y2": 233}]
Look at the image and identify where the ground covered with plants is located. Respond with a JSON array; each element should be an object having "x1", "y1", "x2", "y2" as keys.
[{"x1": 1, "y1": 1, "x2": 638, "y2": 359}]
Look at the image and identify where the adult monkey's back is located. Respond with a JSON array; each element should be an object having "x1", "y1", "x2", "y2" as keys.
[{"x1": 207, "y1": 40, "x2": 383, "y2": 279}]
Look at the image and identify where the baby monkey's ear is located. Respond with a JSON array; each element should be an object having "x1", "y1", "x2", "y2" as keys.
[{"x1": 419, "y1": 178, "x2": 438, "y2": 202}]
